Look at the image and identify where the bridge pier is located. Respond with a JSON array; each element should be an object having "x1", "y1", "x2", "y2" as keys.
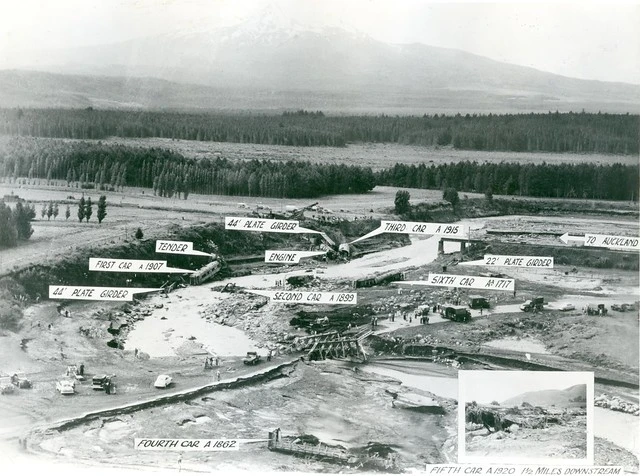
[{"x1": 438, "y1": 239, "x2": 444, "y2": 254}]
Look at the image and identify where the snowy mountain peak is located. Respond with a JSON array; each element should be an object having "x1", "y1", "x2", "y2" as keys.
[
  {"x1": 162, "y1": 4, "x2": 371, "y2": 48},
  {"x1": 225, "y1": 4, "x2": 317, "y2": 43}
]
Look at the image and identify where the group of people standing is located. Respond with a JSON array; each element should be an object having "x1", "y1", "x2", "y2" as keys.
[{"x1": 204, "y1": 356, "x2": 219, "y2": 369}]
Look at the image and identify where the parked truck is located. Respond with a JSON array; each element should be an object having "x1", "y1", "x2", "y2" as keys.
[
  {"x1": 520, "y1": 297, "x2": 544, "y2": 312},
  {"x1": 585, "y1": 304, "x2": 608, "y2": 316},
  {"x1": 468, "y1": 295, "x2": 490, "y2": 309},
  {"x1": 442, "y1": 305, "x2": 471, "y2": 322},
  {"x1": 92, "y1": 375, "x2": 115, "y2": 393}
]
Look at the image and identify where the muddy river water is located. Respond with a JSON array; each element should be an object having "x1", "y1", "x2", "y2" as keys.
[{"x1": 362, "y1": 360, "x2": 459, "y2": 399}]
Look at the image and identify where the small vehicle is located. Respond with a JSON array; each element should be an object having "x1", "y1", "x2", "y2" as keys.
[
  {"x1": 10, "y1": 373, "x2": 32, "y2": 389},
  {"x1": 243, "y1": 352, "x2": 262, "y2": 365},
  {"x1": 558, "y1": 303, "x2": 576, "y2": 311},
  {"x1": 416, "y1": 305, "x2": 431, "y2": 316},
  {"x1": 468, "y1": 296, "x2": 490, "y2": 309},
  {"x1": 612, "y1": 303, "x2": 633, "y2": 312},
  {"x1": 56, "y1": 379, "x2": 75, "y2": 395},
  {"x1": 154, "y1": 374, "x2": 172, "y2": 388},
  {"x1": 92, "y1": 375, "x2": 110, "y2": 390},
  {"x1": 442, "y1": 305, "x2": 471, "y2": 323},
  {"x1": 520, "y1": 297, "x2": 544, "y2": 312},
  {"x1": 0, "y1": 376, "x2": 16, "y2": 395},
  {"x1": 585, "y1": 304, "x2": 608, "y2": 316},
  {"x1": 66, "y1": 365, "x2": 85, "y2": 380}
]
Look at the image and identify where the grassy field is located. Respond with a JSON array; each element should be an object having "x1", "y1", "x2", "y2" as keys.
[
  {"x1": 2, "y1": 179, "x2": 639, "y2": 277},
  {"x1": 38, "y1": 136, "x2": 640, "y2": 170}
]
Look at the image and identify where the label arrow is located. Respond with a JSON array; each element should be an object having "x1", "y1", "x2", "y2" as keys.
[
  {"x1": 560, "y1": 233, "x2": 640, "y2": 251},
  {"x1": 559, "y1": 233, "x2": 585, "y2": 245}
]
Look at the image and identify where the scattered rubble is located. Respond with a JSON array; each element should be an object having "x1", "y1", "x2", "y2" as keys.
[{"x1": 595, "y1": 394, "x2": 640, "y2": 416}]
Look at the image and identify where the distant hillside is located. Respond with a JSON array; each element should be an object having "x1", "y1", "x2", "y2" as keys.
[
  {"x1": 502, "y1": 384, "x2": 587, "y2": 408},
  {"x1": 1, "y1": 13, "x2": 639, "y2": 113},
  {"x1": 0, "y1": 70, "x2": 248, "y2": 111}
]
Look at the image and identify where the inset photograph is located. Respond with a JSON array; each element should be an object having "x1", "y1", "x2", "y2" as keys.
[{"x1": 458, "y1": 371, "x2": 593, "y2": 465}]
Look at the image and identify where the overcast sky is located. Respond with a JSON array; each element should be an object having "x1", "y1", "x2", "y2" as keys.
[
  {"x1": 460, "y1": 371, "x2": 591, "y2": 404},
  {"x1": 0, "y1": 0, "x2": 639, "y2": 84}
]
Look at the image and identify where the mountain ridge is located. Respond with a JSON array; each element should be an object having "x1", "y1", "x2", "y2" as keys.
[
  {"x1": 501, "y1": 384, "x2": 587, "y2": 408},
  {"x1": 1, "y1": 18, "x2": 638, "y2": 113}
]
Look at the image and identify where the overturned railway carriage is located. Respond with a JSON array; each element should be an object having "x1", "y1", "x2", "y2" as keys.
[
  {"x1": 354, "y1": 271, "x2": 405, "y2": 288},
  {"x1": 189, "y1": 258, "x2": 222, "y2": 285}
]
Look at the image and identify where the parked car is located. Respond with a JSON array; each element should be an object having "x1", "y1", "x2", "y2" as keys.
[
  {"x1": 558, "y1": 303, "x2": 576, "y2": 311},
  {"x1": 56, "y1": 379, "x2": 75, "y2": 395},
  {"x1": 10, "y1": 373, "x2": 32, "y2": 388},
  {"x1": 243, "y1": 352, "x2": 262, "y2": 365},
  {"x1": 154, "y1": 374, "x2": 172, "y2": 388}
]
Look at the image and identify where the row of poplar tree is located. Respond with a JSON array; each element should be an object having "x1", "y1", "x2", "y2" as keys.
[
  {"x1": 38, "y1": 196, "x2": 107, "y2": 223},
  {"x1": 0, "y1": 137, "x2": 637, "y2": 201},
  {"x1": 77, "y1": 196, "x2": 107, "y2": 223},
  {"x1": 0, "y1": 138, "x2": 376, "y2": 199}
]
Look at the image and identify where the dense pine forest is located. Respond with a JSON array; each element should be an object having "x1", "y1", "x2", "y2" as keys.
[
  {"x1": 0, "y1": 108, "x2": 637, "y2": 154},
  {"x1": 0, "y1": 137, "x2": 637, "y2": 201},
  {"x1": 376, "y1": 162, "x2": 638, "y2": 201}
]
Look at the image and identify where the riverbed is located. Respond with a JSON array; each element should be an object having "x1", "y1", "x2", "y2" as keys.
[
  {"x1": 595, "y1": 407, "x2": 640, "y2": 455},
  {"x1": 125, "y1": 288, "x2": 260, "y2": 357},
  {"x1": 361, "y1": 359, "x2": 458, "y2": 399}
]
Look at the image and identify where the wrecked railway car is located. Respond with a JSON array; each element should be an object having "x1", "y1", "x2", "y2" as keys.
[{"x1": 353, "y1": 271, "x2": 405, "y2": 289}]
